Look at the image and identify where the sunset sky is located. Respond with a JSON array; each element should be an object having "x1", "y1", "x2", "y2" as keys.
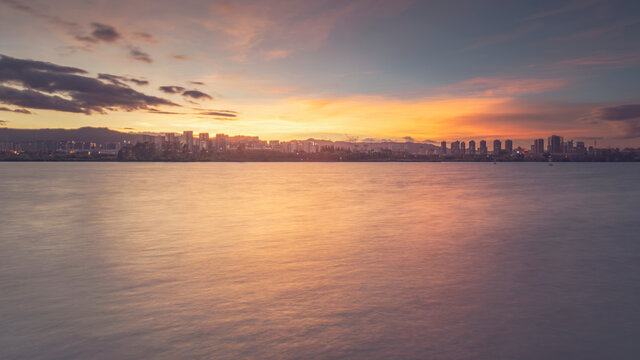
[{"x1": 1, "y1": 0, "x2": 640, "y2": 146}]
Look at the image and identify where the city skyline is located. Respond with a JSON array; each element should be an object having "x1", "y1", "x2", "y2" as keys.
[{"x1": 1, "y1": 1, "x2": 640, "y2": 146}]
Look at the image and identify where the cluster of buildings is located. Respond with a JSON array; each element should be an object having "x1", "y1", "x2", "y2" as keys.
[
  {"x1": 437, "y1": 135, "x2": 591, "y2": 157},
  {"x1": 0, "y1": 130, "x2": 632, "y2": 159}
]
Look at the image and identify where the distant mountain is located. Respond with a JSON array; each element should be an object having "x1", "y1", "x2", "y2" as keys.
[{"x1": 0, "y1": 127, "x2": 139, "y2": 143}]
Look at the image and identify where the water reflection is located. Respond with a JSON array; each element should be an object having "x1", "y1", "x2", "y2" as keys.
[{"x1": 1, "y1": 162, "x2": 640, "y2": 359}]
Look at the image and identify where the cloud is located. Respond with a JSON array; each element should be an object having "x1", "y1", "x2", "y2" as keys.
[
  {"x1": 172, "y1": 54, "x2": 187, "y2": 60},
  {"x1": 0, "y1": 119, "x2": 6, "y2": 125},
  {"x1": 584, "y1": 104, "x2": 640, "y2": 138},
  {"x1": 263, "y1": 49, "x2": 293, "y2": 61},
  {"x1": 0, "y1": 54, "x2": 176, "y2": 114},
  {"x1": 183, "y1": 90, "x2": 213, "y2": 100},
  {"x1": 90, "y1": 22, "x2": 121, "y2": 43},
  {"x1": 0, "y1": 0, "x2": 76, "y2": 30},
  {"x1": 402, "y1": 136, "x2": 414, "y2": 142},
  {"x1": 439, "y1": 77, "x2": 568, "y2": 97},
  {"x1": 129, "y1": 47, "x2": 152, "y2": 63},
  {"x1": 198, "y1": 110, "x2": 236, "y2": 117},
  {"x1": 203, "y1": 0, "x2": 412, "y2": 61},
  {"x1": 190, "y1": 81, "x2": 205, "y2": 85},
  {"x1": 559, "y1": 52, "x2": 640, "y2": 68},
  {"x1": 589, "y1": 104, "x2": 640, "y2": 121},
  {"x1": 132, "y1": 32, "x2": 156, "y2": 43},
  {"x1": 0, "y1": 106, "x2": 31, "y2": 114},
  {"x1": 159, "y1": 86, "x2": 186, "y2": 94},
  {"x1": 147, "y1": 108, "x2": 238, "y2": 119},
  {"x1": 98, "y1": 73, "x2": 149, "y2": 86},
  {"x1": 524, "y1": 0, "x2": 601, "y2": 21}
]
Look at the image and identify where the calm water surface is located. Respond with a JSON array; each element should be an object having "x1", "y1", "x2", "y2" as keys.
[{"x1": 1, "y1": 162, "x2": 640, "y2": 359}]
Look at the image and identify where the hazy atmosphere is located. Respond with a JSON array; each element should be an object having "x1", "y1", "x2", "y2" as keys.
[{"x1": 1, "y1": 0, "x2": 640, "y2": 147}]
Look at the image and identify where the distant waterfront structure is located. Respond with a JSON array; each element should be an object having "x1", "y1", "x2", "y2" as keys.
[
  {"x1": 469, "y1": 140, "x2": 476, "y2": 155},
  {"x1": 460, "y1": 141, "x2": 466, "y2": 155},
  {"x1": 533, "y1": 139, "x2": 544, "y2": 154},
  {"x1": 183, "y1": 131, "x2": 194, "y2": 150},
  {"x1": 441, "y1": 141, "x2": 447, "y2": 155},
  {"x1": 479, "y1": 140, "x2": 487, "y2": 155},
  {"x1": 215, "y1": 133, "x2": 228, "y2": 151},
  {"x1": 165, "y1": 132, "x2": 176, "y2": 144},
  {"x1": 505, "y1": 140, "x2": 513, "y2": 154},
  {"x1": 451, "y1": 141, "x2": 460, "y2": 154},
  {"x1": 548, "y1": 135, "x2": 563, "y2": 153},
  {"x1": 199, "y1": 132, "x2": 210, "y2": 150},
  {"x1": 493, "y1": 139, "x2": 501, "y2": 154}
]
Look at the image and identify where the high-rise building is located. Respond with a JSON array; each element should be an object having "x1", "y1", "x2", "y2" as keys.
[
  {"x1": 533, "y1": 138, "x2": 544, "y2": 154},
  {"x1": 450, "y1": 141, "x2": 460, "y2": 154},
  {"x1": 547, "y1": 135, "x2": 563, "y2": 153},
  {"x1": 468, "y1": 140, "x2": 476, "y2": 155},
  {"x1": 460, "y1": 141, "x2": 466, "y2": 155},
  {"x1": 493, "y1": 139, "x2": 501, "y2": 154},
  {"x1": 566, "y1": 140, "x2": 574, "y2": 153},
  {"x1": 505, "y1": 139, "x2": 513, "y2": 154},
  {"x1": 441, "y1": 141, "x2": 447, "y2": 155},
  {"x1": 215, "y1": 133, "x2": 228, "y2": 151},
  {"x1": 183, "y1": 131, "x2": 194, "y2": 150},
  {"x1": 576, "y1": 141, "x2": 586, "y2": 153},
  {"x1": 199, "y1": 132, "x2": 209, "y2": 150},
  {"x1": 479, "y1": 140, "x2": 487, "y2": 155},
  {"x1": 165, "y1": 132, "x2": 179, "y2": 146}
]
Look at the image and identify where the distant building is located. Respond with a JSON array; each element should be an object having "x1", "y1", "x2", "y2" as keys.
[
  {"x1": 199, "y1": 132, "x2": 209, "y2": 150},
  {"x1": 533, "y1": 138, "x2": 544, "y2": 154},
  {"x1": 566, "y1": 140, "x2": 574, "y2": 153},
  {"x1": 460, "y1": 141, "x2": 466, "y2": 155},
  {"x1": 468, "y1": 140, "x2": 476, "y2": 155},
  {"x1": 450, "y1": 141, "x2": 460, "y2": 154},
  {"x1": 215, "y1": 133, "x2": 228, "y2": 151},
  {"x1": 479, "y1": 140, "x2": 487, "y2": 155},
  {"x1": 165, "y1": 132, "x2": 177, "y2": 145},
  {"x1": 441, "y1": 141, "x2": 447, "y2": 155},
  {"x1": 183, "y1": 131, "x2": 194, "y2": 150},
  {"x1": 548, "y1": 135, "x2": 563, "y2": 153},
  {"x1": 493, "y1": 139, "x2": 501, "y2": 154},
  {"x1": 576, "y1": 141, "x2": 586, "y2": 153},
  {"x1": 505, "y1": 139, "x2": 513, "y2": 154}
]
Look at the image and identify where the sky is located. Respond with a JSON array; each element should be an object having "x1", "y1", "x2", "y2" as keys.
[{"x1": 1, "y1": 0, "x2": 640, "y2": 147}]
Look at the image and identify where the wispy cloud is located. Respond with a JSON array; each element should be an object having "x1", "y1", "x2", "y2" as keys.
[{"x1": 438, "y1": 77, "x2": 568, "y2": 97}]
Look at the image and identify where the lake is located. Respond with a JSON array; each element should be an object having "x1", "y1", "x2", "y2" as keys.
[{"x1": 1, "y1": 162, "x2": 640, "y2": 359}]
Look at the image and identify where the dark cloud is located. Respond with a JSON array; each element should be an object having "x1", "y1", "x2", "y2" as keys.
[
  {"x1": 91, "y1": 22, "x2": 121, "y2": 43},
  {"x1": 403, "y1": 136, "x2": 414, "y2": 142},
  {"x1": 587, "y1": 104, "x2": 640, "y2": 138},
  {"x1": 159, "y1": 86, "x2": 185, "y2": 94},
  {"x1": 0, "y1": 106, "x2": 32, "y2": 114},
  {"x1": 198, "y1": 110, "x2": 236, "y2": 117},
  {"x1": 190, "y1": 81, "x2": 206, "y2": 85},
  {"x1": 147, "y1": 108, "x2": 238, "y2": 119},
  {"x1": 589, "y1": 104, "x2": 640, "y2": 121},
  {"x1": 98, "y1": 73, "x2": 149, "y2": 86},
  {"x1": 0, "y1": 54, "x2": 176, "y2": 114},
  {"x1": 129, "y1": 47, "x2": 152, "y2": 63},
  {"x1": 422, "y1": 139, "x2": 438, "y2": 144},
  {"x1": 0, "y1": 119, "x2": 6, "y2": 125},
  {"x1": 183, "y1": 90, "x2": 213, "y2": 100}
]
